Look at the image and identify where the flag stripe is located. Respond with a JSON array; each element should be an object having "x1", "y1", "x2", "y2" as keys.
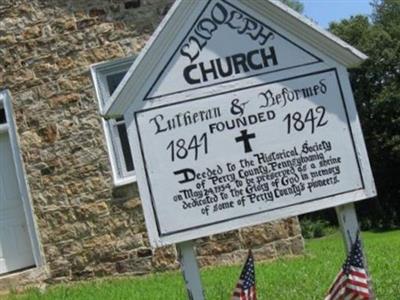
[
  {"x1": 325, "y1": 235, "x2": 372, "y2": 300},
  {"x1": 327, "y1": 274, "x2": 347, "y2": 300},
  {"x1": 349, "y1": 269, "x2": 368, "y2": 278},
  {"x1": 347, "y1": 278, "x2": 369, "y2": 288},
  {"x1": 347, "y1": 284, "x2": 370, "y2": 297},
  {"x1": 231, "y1": 250, "x2": 256, "y2": 300}
]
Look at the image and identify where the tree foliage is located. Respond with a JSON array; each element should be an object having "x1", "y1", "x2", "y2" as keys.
[
  {"x1": 279, "y1": 0, "x2": 304, "y2": 13},
  {"x1": 329, "y1": 0, "x2": 400, "y2": 228}
]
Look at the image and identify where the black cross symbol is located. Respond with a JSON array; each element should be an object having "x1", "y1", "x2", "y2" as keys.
[{"x1": 235, "y1": 129, "x2": 256, "y2": 153}]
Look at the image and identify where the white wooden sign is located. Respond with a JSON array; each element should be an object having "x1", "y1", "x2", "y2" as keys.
[
  {"x1": 135, "y1": 67, "x2": 374, "y2": 245},
  {"x1": 104, "y1": 0, "x2": 376, "y2": 248}
]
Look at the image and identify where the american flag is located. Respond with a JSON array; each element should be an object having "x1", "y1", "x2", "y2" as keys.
[
  {"x1": 231, "y1": 250, "x2": 257, "y2": 300},
  {"x1": 325, "y1": 235, "x2": 372, "y2": 300}
]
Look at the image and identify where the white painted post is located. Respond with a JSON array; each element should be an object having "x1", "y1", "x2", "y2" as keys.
[
  {"x1": 176, "y1": 241, "x2": 205, "y2": 300},
  {"x1": 335, "y1": 203, "x2": 360, "y2": 252},
  {"x1": 335, "y1": 203, "x2": 375, "y2": 299}
]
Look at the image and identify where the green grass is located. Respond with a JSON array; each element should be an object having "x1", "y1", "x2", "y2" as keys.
[{"x1": 4, "y1": 230, "x2": 400, "y2": 300}]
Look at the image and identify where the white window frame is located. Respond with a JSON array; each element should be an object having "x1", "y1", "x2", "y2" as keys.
[
  {"x1": 0, "y1": 90, "x2": 43, "y2": 271},
  {"x1": 90, "y1": 57, "x2": 137, "y2": 186}
]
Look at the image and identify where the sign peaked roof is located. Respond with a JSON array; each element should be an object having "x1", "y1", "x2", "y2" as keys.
[
  {"x1": 103, "y1": 0, "x2": 367, "y2": 117},
  {"x1": 144, "y1": 0, "x2": 322, "y2": 101}
]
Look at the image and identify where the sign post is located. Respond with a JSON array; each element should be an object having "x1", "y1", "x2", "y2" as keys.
[
  {"x1": 335, "y1": 203, "x2": 375, "y2": 298},
  {"x1": 335, "y1": 203, "x2": 360, "y2": 252},
  {"x1": 176, "y1": 241, "x2": 205, "y2": 300}
]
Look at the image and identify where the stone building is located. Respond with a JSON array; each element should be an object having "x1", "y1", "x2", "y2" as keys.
[{"x1": 0, "y1": 0, "x2": 304, "y2": 288}]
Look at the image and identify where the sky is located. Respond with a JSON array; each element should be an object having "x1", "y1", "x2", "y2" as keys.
[{"x1": 302, "y1": 0, "x2": 373, "y2": 29}]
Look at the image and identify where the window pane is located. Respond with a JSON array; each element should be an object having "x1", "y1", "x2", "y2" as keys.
[
  {"x1": 91, "y1": 56, "x2": 137, "y2": 184},
  {"x1": 0, "y1": 108, "x2": 6, "y2": 124},
  {"x1": 117, "y1": 123, "x2": 134, "y2": 172},
  {"x1": 107, "y1": 72, "x2": 127, "y2": 95}
]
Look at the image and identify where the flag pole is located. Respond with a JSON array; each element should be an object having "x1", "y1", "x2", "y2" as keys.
[
  {"x1": 335, "y1": 203, "x2": 376, "y2": 299},
  {"x1": 176, "y1": 240, "x2": 205, "y2": 300}
]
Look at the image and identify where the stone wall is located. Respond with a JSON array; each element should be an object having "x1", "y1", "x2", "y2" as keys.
[{"x1": 0, "y1": 0, "x2": 304, "y2": 285}]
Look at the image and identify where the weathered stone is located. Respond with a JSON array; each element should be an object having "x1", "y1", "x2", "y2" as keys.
[
  {"x1": 124, "y1": 1, "x2": 141, "y2": 10},
  {"x1": 43, "y1": 245, "x2": 61, "y2": 262},
  {"x1": 89, "y1": 8, "x2": 107, "y2": 17},
  {"x1": 210, "y1": 230, "x2": 240, "y2": 241},
  {"x1": 83, "y1": 234, "x2": 114, "y2": 250},
  {"x1": 7, "y1": 69, "x2": 35, "y2": 84},
  {"x1": 274, "y1": 240, "x2": 292, "y2": 256},
  {"x1": 93, "y1": 263, "x2": 116, "y2": 276},
  {"x1": 40, "y1": 166, "x2": 55, "y2": 175},
  {"x1": 76, "y1": 18, "x2": 96, "y2": 30},
  {"x1": 114, "y1": 21, "x2": 125, "y2": 30},
  {"x1": 0, "y1": 268, "x2": 47, "y2": 295},
  {"x1": 116, "y1": 233, "x2": 144, "y2": 250},
  {"x1": 92, "y1": 43, "x2": 124, "y2": 60},
  {"x1": 71, "y1": 269, "x2": 93, "y2": 279},
  {"x1": 197, "y1": 256, "x2": 218, "y2": 268},
  {"x1": 87, "y1": 242, "x2": 115, "y2": 263},
  {"x1": 33, "y1": 61, "x2": 59, "y2": 77},
  {"x1": 137, "y1": 247, "x2": 152, "y2": 258},
  {"x1": 79, "y1": 202, "x2": 109, "y2": 219},
  {"x1": 115, "y1": 257, "x2": 152, "y2": 274},
  {"x1": 49, "y1": 93, "x2": 80, "y2": 107},
  {"x1": 56, "y1": 78, "x2": 73, "y2": 91},
  {"x1": 252, "y1": 243, "x2": 277, "y2": 261},
  {"x1": 0, "y1": 34, "x2": 17, "y2": 45},
  {"x1": 217, "y1": 250, "x2": 249, "y2": 266},
  {"x1": 37, "y1": 82, "x2": 59, "y2": 98},
  {"x1": 22, "y1": 25, "x2": 42, "y2": 39},
  {"x1": 73, "y1": 10, "x2": 87, "y2": 20},
  {"x1": 95, "y1": 23, "x2": 114, "y2": 34},
  {"x1": 152, "y1": 246, "x2": 177, "y2": 270},
  {"x1": 286, "y1": 217, "x2": 302, "y2": 236},
  {"x1": 73, "y1": 222, "x2": 92, "y2": 238},
  {"x1": 51, "y1": 224, "x2": 77, "y2": 241},
  {"x1": 61, "y1": 241, "x2": 83, "y2": 257},
  {"x1": 290, "y1": 235, "x2": 305, "y2": 255},
  {"x1": 38, "y1": 124, "x2": 58, "y2": 143},
  {"x1": 196, "y1": 240, "x2": 240, "y2": 256},
  {"x1": 49, "y1": 258, "x2": 71, "y2": 278},
  {"x1": 56, "y1": 57, "x2": 75, "y2": 70},
  {"x1": 122, "y1": 198, "x2": 141, "y2": 209},
  {"x1": 240, "y1": 224, "x2": 275, "y2": 247},
  {"x1": 17, "y1": 89, "x2": 36, "y2": 104}
]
